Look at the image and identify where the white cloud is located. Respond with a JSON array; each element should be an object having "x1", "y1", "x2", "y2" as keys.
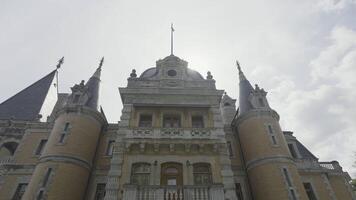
[
  {"x1": 267, "y1": 26, "x2": 356, "y2": 176},
  {"x1": 316, "y1": 0, "x2": 356, "y2": 11}
]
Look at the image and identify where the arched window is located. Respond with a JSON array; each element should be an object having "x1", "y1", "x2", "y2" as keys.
[
  {"x1": 193, "y1": 163, "x2": 212, "y2": 185},
  {"x1": 131, "y1": 163, "x2": 151, "y2": 185},
  {"x1": 0, "y1": 141, "x2": 19, "y2": 156}
]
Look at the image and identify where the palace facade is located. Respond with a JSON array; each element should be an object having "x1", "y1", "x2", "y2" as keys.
[{"x1": 0, "y1": 54, "x2": 354, "y2": 200}]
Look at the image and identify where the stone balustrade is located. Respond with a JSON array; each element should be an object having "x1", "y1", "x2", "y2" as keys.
[
  {"x1": 319, "y1": 161, "x2": 342, "y2": 171},
  {"x1": 0, "y1": 156, "x2": 14, "y2": 166},
  {"x1": 130, "y1": 128, "x2": 216, "y2": 139},
  {"x1": 295, "y1": 159, "x2": 343, "y2": 173},
  {"x1": 123, "y1": 184, "x2": 224, "y2": 200}
]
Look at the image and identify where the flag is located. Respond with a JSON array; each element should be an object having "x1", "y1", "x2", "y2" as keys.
[{"x1": 171, "y1": 24, "x2": 175, "y2": 32}]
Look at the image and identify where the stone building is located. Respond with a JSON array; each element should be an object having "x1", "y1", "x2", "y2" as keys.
[{"x1": 0, "y1": 54, "x2": 354, "y2": 200}]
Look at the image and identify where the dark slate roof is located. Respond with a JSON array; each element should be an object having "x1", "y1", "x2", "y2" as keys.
[
  {"x1": 0, "y1": 70, "x2": 57, "y2": 121},
  {"x1": 295, "y1": 140, "x2": 318, "y2": 160},
  {"x1": 238, "y1": 72, "x2": 254, "y2": 116},
  {"x1": 84, "y1": 66, "x2": 101, "y2": 110}
]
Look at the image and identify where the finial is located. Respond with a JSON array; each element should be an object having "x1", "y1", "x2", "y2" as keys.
[
  {"x1": 236, "y1": 60, "x2": 242, "y2": 73},
  {"x1": 206, "y1": 71, "x2": 213, "y2": 79},
  {"x1": 56, "y1": 57, "x2": 64, "y2": 69},
  {"x1": 99, "y1": 57, "x2": 104, "y2": 69},
  {"x1": 130, "y1": 69, "x2": 137, "y2": 78},
  {"x1": 255, "y1": 84, "x2": 260, "y2": 90}
]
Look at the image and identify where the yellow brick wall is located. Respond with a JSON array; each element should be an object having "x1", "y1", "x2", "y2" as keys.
[
  {"x1": 300, "y1": 172, "x2": 334, "y2": 200},
  {"x1": 43, "y1": 113, "x2": 102, "y2": 163},
  {"x1": 238, "y1": 116, "x2": 290, "y2": 163},
  {"x1": 329, "y1": 175, "x2": 354, "y2": 200},
  {"x1": 14, "y1": 131, "x2": 49, "y2": 165},
  {"x1": 22, "y1": 161, "x2": 89, "y2": 200}
]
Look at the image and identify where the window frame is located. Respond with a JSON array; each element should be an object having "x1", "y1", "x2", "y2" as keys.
[
  {"x1": 130, "y1": 163, "x2": 151, "y2": 185},
  {"x1": 105, "y1": 140, "x2": 115, "y2": 156},
  {"x1": 193, "y1": 163, "x2": 213, "y2": 185},
  {"x1": 138, "y1": 114, "x2": 153, "y2": 128},
  {"x1": 303, "y1": 182, "x2": 318, "y2": 200},
  {"x1": 34, "y1": 139, "x2": 47, "y2": 156},
  {"x1": 162, "y1": 114, "x2": 181, "y2": 128},
  {"x1": 12, "y1": 183, "x2": 28, "y2": 200},
  {"x1": 191, "y1": 115, "x2": 204, "y2": 128},
  {"x1": 281, "y1": 167, "x2": 298, "y2": 200},
  {"x1": 265, "y1": 123, "x2": 279, "y2": 146}
]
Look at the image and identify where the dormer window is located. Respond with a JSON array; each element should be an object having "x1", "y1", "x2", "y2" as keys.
[
  {"x1": 73, "y1": 94, "x2": 80, "y2": 103},
  {"x1": 192, "y1": 116, "x2": 204, "y2": 128},
  {"x1": 163, "y1": 114, "x2": 181, "y2": 128},
  {"x1": 139, "y1": 114, "x2": 153, "y2": 128},
  {"x1": 258, "y1": 98, "x2": 265, "y2": 107}
]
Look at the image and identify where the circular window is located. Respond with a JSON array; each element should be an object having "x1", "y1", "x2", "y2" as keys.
[{"x1": 167, "y1": 70, "x2": 177, "y2": 77}]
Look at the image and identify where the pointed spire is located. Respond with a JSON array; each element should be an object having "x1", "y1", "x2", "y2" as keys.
[
  {"x1": 93, "y1": 57, "x2": 104, "y2": 79},
  {"x1": 236, "y1": 60, "x2": 254, "y2": 116},
  {"x1": 236, "y1": 60, "x2": 247, "y2": 81},
  {"x1": 84, "y1": 57, "x2": 104, "y2": 110}
]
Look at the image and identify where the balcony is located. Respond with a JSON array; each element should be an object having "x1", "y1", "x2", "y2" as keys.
[{"x1": 123, "y1": 184, "x2": 224, "y2": 200}]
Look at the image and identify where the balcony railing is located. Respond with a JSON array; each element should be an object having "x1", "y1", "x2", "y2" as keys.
[
  {"x1": 0, "y1": 156, "x2": 14, "y2": 166},
  {"x1": 295, "y1": 159, "x2": 343, "y2": 173},
  {"x1": 130, "y1": 128, "x2": 216, "y2": 139},
  {"x1": 123, "y1": 184, "x2": 224, "y2": 200}
]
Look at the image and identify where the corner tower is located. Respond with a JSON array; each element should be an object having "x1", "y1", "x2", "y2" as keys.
[
  {"x1": 23, "y1": 58, "x2": 106, "y2": 200},
  {"x1": 234, "y1": 61, "x2": 309, "y2": 200}
]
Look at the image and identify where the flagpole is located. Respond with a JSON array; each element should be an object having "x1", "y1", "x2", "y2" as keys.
[{"x1": 171, "y1": 23, "x2": 174, "y2": 55}]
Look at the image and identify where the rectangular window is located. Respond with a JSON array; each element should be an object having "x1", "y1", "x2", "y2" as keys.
[
  {"x1": 35, "y1": 139, "x2": 47, "y2": 156},
  {"x1": 303, "y1": 182, "x2": 317, "y2": 200},
  {"x1": 271, "y1": 135, "x2": 277, "y2": 145},
  {"x1": 37, "y1": 190, "x2": 44, "y2": 200},
  {"x1": 58, "y1": 133, "x2": 67, "y2": 143},
  {"x1": 192, "y1": 115, "x2": 204, "y2": 128},
  {"x1": 42, "y1": 168, "x2": 52, "y2": 187},
  {"x1": 267, "y1": 125, "x2": 273, "y2": 134},
  {"x1": 163, "y1": 114, "x2": 181, "y2": 128},
  {"x1": 266, "y1": 124, "x2": 278, "y2": 145},
  {"x1": 12, "y1": 183, "x2": 28, "y2": 200},
  {"x1": 106, "y1": 140, "x2": 115, "y2": 156},
  {"x1": 227, "y1": 141, "x2": 233, "y2": 157},
  {"x1": 288, "y1": 143, "x2": 298, "y2": 158},
  {"x1": 63, "y1": 122, "x2": 70, "y2": 132},
  {"x1": 282, "y1": 167, "x2": 297, "y2": 200},
  {"x1": 235, "y1": 183, "x2": 244, "y2": 200},
  {"x1": 95, "y1": 183, "x2": 106, "y2": 200},
  {"x1": 138, "y1": 114, "x2": 153, "y2": 128}
]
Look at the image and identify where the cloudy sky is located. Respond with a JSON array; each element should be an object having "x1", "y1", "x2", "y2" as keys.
[{"x1": 1, "y1": 0, "x2": 355, "y2": 176}]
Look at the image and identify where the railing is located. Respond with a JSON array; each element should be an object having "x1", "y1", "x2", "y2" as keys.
[
  {"x1": 319, "y1": 161, "x2": 342, "y2": 171},
  {"x1": 123, "y1": 184, "x2": 224, "y2": 200},
  {"x1": 0, "y1": 156, "x2": 14, "y2": 166},
  {"x1": 131, "y1": 128, "x2": 215, "y2": 139},
  {"x1": 295, "y1": 159, "x2": 343, "y2": 173}
]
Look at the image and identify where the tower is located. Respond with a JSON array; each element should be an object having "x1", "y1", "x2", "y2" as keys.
[
  {"x1": 22, "y1": 59, "x2": 106, "y2": 200},
  {"x1": 233, "y1": 62, "x2": 309, "y2": 200}
]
